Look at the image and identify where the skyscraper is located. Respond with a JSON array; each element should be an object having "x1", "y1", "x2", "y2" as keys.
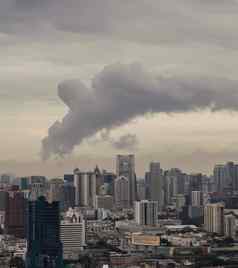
[
  {"x1": 191, "y1": 191, "x2": 203, "y2": 207},
  {"x1": 204, "y1": 203, "x2": 224, "y2": 235},
  {"x1": 213, "y1": 162, "x2": 238, "y2": 193},
  {"x1": 134, "y1": 200, "x2": 158, "y2": 226},
  {"x1": 5, "y1": 190, "x2": 26, "y2": 238},
  {"x1": 116, "y1": 155, "x2": 137, "y2": 206},
  {"x1": 64, "y1": 174, "x2": 74, "y2": 186},
  {"x1": 149, "y1": 162, "x2": 164, "y2": 209},
  {"x1": 62, "y1": 183, "x2": 75, "y2": 211},
  {"x1": 224, "y1": 214, "x2": 236, "y2": 238},
  {"x1": 114, "y1": 176, "x2": 130, "y2": 209},
  {"x1": 47, "y1": 178, "x2": 64, "y2": 204},
  {"x1": 74, "y1": 169, "x2": 97, "y2": 208},
  {"x1": 26, "y1": 196, "x2": 63, "y2": 268}
]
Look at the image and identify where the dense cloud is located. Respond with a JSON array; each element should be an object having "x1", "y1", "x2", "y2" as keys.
[
  {"x1": 41, "y1": 63, "x2": 238, "y2": 159},
  {"x1": 98, "y1": 131, "x2": 138, "y2": 151},
  {"x1": 0, "y1": 0, "x2": 238, "y2": 46},
  {"x1": 111, "y1": 134, "x2": 138, "y2": 151}
]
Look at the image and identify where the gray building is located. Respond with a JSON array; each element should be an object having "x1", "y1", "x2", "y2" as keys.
[{"x1": 116, "y1": 155, "x2": 137, "y2": 206}]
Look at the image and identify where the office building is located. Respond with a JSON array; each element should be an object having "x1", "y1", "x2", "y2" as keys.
[
  {"x1": 47, "y1": 178, "x2": 64, "y2": 204},
  {"x1": 62, "y1": 183, "x2": 75, "y2": 211},
  {"x1": 189, "y1": 173, "x2": 203, "y2": 192},
  {"x1": 137, "y1": 179, "x2": 146, "y2": 201},
  {"x1": 102, "y1": 170, "x2": 116, "y2": 196},
  {"x1": 0, "y1": 174, "x2": 11, "y2": 185},
  {"x1": 26, "y1": 196, "x2": 63, "y2": 268},
  {"x1": 20, "y1": 177, "x2": 30, "y2": 190},
  {"x1": 213, "y1": 162, "x2": 238, "y2": 193},
  {"x1": 114, "y1": 176, "x2": 130, "y2": 209},
  {"x1": 64, "y1": 174, "x2": 74, "y2": 186},
  {"x1": 30, "y1": 183, "x2": 45, "y2": 201},
  {"x1": 116, "y1": 155, "x2": 137, "y2": 206},
  {"x1": 224, "y1": 214, "x2": 236, "y2": 238},
  {"x1": 74, "y1": 169, "x2": 97, "y2": 208},
  {"x1": 95, "y1": 195, "x2": 113, "y2": 210},
  {"x1": 145, "y1": 171, "x2": 151, "y2": 200},
  {"x1": 60, "y1": 220, "x2": 86, "y2": 254},
  {"x1": 165, "y1": 169, "x2": 181, "y2": 205},
  {"x1": 191, "y1": 191, "x2": 203, "y2": 207},
  {"x1": 5, "y1": 190, "x2": 26, "y2": 238},
  {"x1": 204, "y1": 203, "x2": 224, "y2": 235},
  {"x1": 175, "y1": 194, "x2": 186, "y2": 211},
  {"x1": 135, "y1": 200, "x2": 158, "y2": 226},
  {"x1": 0, "y1": 191, "x2": 8, "y2": 211},
  {"x1": 148, "y1": 162, "x2": 164, "y2": 209}
]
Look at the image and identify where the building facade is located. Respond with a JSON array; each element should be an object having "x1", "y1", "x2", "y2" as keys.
[
  {"x1": 134, "y1": 200, "x2": 158, "y2": 226},
  {"x1": 204, "y1": 203, "x2": 224, "y2": 235},
  {"x1": 116, "y1": 155, "x2": 137, "y2": 206}
]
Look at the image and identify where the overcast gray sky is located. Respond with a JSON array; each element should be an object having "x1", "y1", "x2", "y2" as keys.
[{"x1": 1, "y1": 0, "x2": 238, "y2": 177}]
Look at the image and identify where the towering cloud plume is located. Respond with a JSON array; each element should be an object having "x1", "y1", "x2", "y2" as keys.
[{"x1": 41, "y1": 63, "x2": 238, "y2": 160}]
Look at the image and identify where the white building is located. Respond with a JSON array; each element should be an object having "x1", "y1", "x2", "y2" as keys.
[
  {"x1": 60, "y1": 221, "x2": 86, "y2": 254},
  {"x1": 191, "y1": 191, "x2": 203, "y2": 207},
  {"x1": 135, "y1": 200, "x2": 158, "y2": 226},
  {"x1": 204, "y1": 203, "x2": 224, "y2": 235}
]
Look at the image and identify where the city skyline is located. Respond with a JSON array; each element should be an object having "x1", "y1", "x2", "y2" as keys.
[{"x1": 1, "y1": 1, "x2": 238, "y2": 176}]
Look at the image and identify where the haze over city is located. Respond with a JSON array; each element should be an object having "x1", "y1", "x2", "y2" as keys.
[{"x1": 1, "y1": 0, "x2": 238, "y2": 177}]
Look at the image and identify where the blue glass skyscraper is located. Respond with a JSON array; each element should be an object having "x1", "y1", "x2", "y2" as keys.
[{"x1": 26, "y1": 196, "x2": 63, "y2": 268}]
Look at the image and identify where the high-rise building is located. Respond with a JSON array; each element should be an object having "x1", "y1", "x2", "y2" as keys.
[
  {"x1": 189, "y1": 173, "x2": 203, "y2": 192},
  {"x1": 64, "y1": 174, "x2": 74, "y2": 186},
  {"x1": 5, "y1": 190, "x2": 26, "y2": 238},
  {"x1": 137, "y1": 179, "x2": 146, "y2": 201},
  {"x1": 102, "y1": 170, "x2": 116, "y2": 196},
  {"x1": 47, "y1": 178, "x2": 64, "y2": 204},
  {"x1": 224, "y1": 214, "x2": 236, "y2": 238},
  {"x1": 26, "y1": 196, "x2": 63, "y2": 268},
  {"x1": 95, "y1": 195, "x2": 113, "y2": 210},
  {"x1": 74, "y1": 170, "x2": 97, "y2": 208},
  {"x1": 20, "y1": 177, "x2": 30, "y2": 190},
  {"x1": 60, "y1": 219, "x2": 86, "y2": 255},
  {"x1": 213, "y1": 162, "x2": 238, "y2": 193},
  {"x1": 0, "y1": 174, "x2": 11, "y2": 185},
  {"x1": 165, "y1": 169, "x2": 183, "y2": 205},
  {"x1": 175, "y1": 194, "x2": 186, "y2": 211},
  {"x1": 62, "y1": 183, "x2": 75, "y2": 211},
  {"x1": 214, "y1": 165, "x2": 228, "y2": 193},
  {"x1": 204, "y1": 203, "x2": 224, "y2": 235},
  {"x1": 30, "y1": 176, "x2": 46, "y2": 185},
  {"x1": 114, "y1": 176, "x2": 130, "y2": 209},
  {"x1": 191, "y1": 191, "x2": 203, "y2": 207},
  {"x1": 145, "y1": 171, "x2": 151, "y2": 200},
  {"x1": 0, "y1": 191, "x2": 8, "y2": 211},
  {"x1": 29, "y1": 182, "x2": 46, "y2": 201},
  {"x1": 134, "y1": 200, "x2": 158, "y2": 226},
  {"x1": 116, "y1": 155, "x2": 137, "y2": 206},
  {"x1": 149, "y1": 162, "x2": 164, "y2": 209},
  {"x1": 94, "y1": 166, "x2": 104, "y2": 195},
  {"x1": 74, "y1": 168, "x2": 81, "y2": 207}
]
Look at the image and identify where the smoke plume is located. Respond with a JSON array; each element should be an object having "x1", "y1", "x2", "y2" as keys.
[{"x1": 41, "y1": 63, "x2": 238, "y2": 159}]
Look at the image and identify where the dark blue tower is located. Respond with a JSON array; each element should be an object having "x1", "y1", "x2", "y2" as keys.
[{"x1": 26, "y1": 196, "x2": 63, "y2": 268}]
